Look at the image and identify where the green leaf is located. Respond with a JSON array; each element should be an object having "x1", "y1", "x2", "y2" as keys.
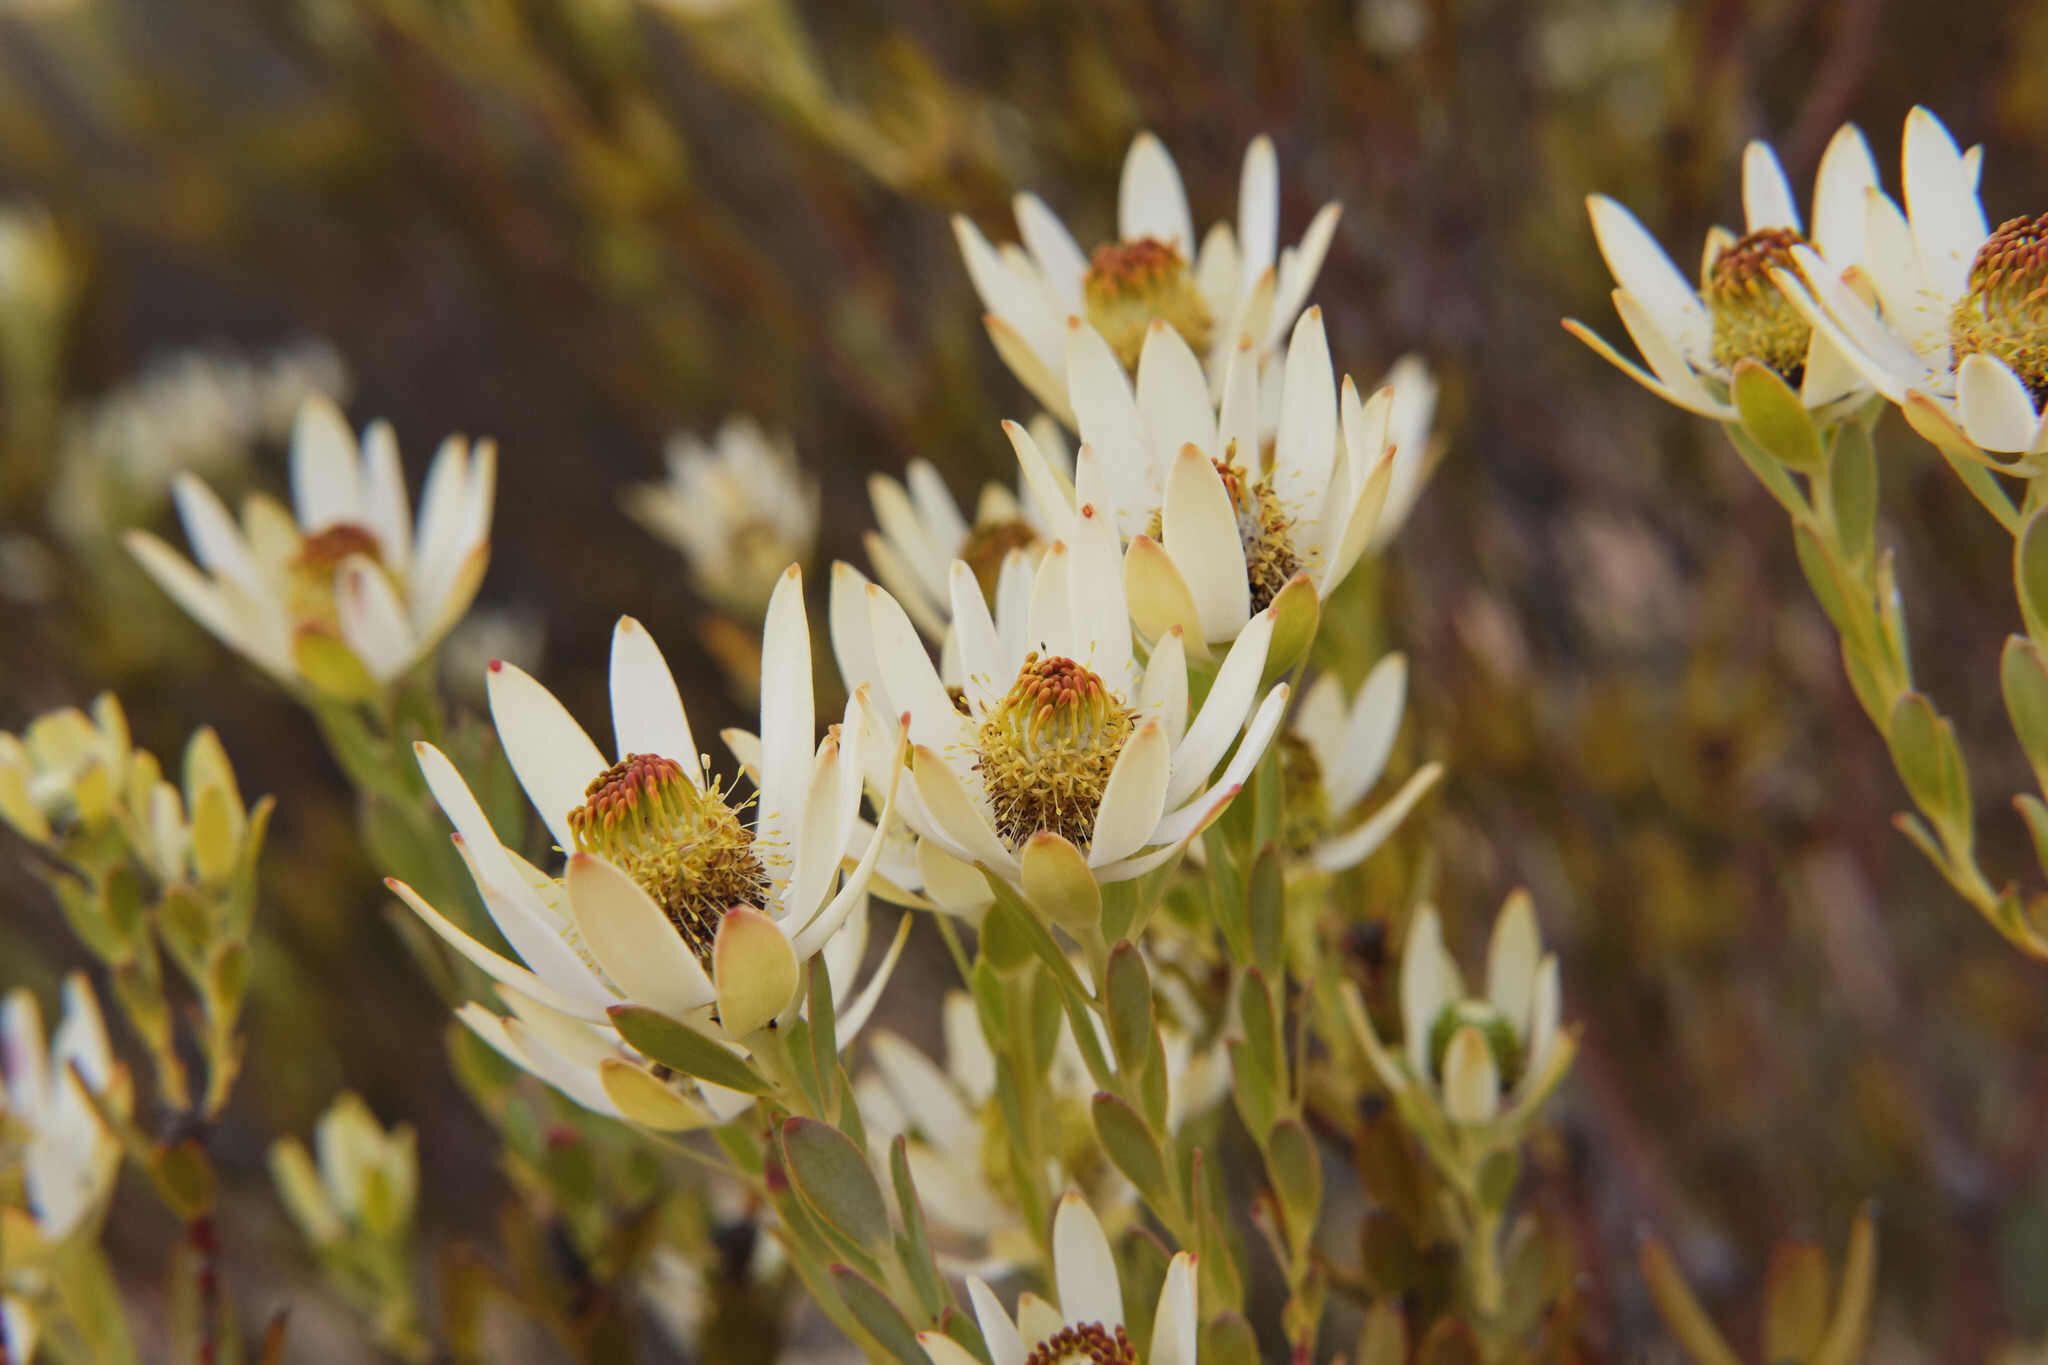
[
  {"x1": 2020, "y1": 508, "x2": 2048, "y2": 643},
  {"x1": 1092, "y1": 1093, "x2": 1175, "y2": 1215},
  {"x1": 1229, "y1": 1038, "x2": 1278, "y2": 1147},
  {"x1": 1263, "y1": 1119, "x2": 1321, "y2": 1259},
  {"x1": 830, "y1": 1265, "x2": 927, "y2": 1365},
  {"x1": 1247, "y1": 844, "x2": 1285, "y2": 979},
  {"x1": 1204, "y1": 826, "x2": 1251, "y2": 962},
  {"x1": 605, "y1": 1005, "x2": 770, "y2": 1095},
  {"x1": 2018, "y1": 795, "x2": 2048, "y2": 880},
  {"x1": 889, "y1": 1138, "x2": 949, "y2": 1320},
  {"x1": 1475, "y1": 1147, "x2": 1519, "y2": 1211},
  {"x1": 1200, "y1": 1312, "x2": 1261, "y2": 1365},
  {"x1": 976, "y1": 897, "x2": 1035, "y2": 973},
  {"x1": 781, "y1": 1118, "x2": 893, "y2": 1254},
  {"x1": 1104, "y1": 941, "x2": 1154, "y2": 1075},
  {"x1": 1793, "y1": 522, "x2": 1852, "y2": 635},
  {"x1": 808, "y1": 953, "x2": 840, "y2": 1097},
  {"x1": 1732, "y1": 359, "x2": 1824, "y2": 472},
  {"x1": 1885, "y1": 692, "x2": 1971, "y2": 836},
  {"x1": 1827, "y1": 422, "x2": 1878, "y2": 566},
  {"x1": 2002, "y1": 637, "x2": 2048, "y2": 788}
]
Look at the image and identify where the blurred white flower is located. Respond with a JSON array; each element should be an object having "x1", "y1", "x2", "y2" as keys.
[
  {"x1": 1288, "y1": 654, "x2": 1441, "y2": 873},
  {"x1": 955, "y1": 132, "x2": 1339, "y2": 423},
  {"x1": 1, "y1": 975, "x2": 129, "y2": 1247},
  {"x1": 269, "y1": 1093, "x2": 418, "y2": 1248},
  {"x1": 626, "y1": 417, "x2": 819, "y2": 620},
  {"x1": 52, "y1": 341, "x2": 348, "y2": 545},
  {"x1": 854, "y1": 988, "x2": 1226, "y2": 1271},
  {"x1": 0, "y1": 694, "x2": 131, "y2": 843},
  {"x1": 1352, "y1": 897, "x2": 1573, "y2": 1132},
  {"x1": 863, "y1": 414, "x2": 1070, "y2": 641},
  {"x1": 126, "y1": 397, "x2": 494, "y2": 698}
]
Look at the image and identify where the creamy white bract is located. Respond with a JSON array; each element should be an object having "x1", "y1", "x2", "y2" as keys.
[
  {"x1": 126, "y1": 397, "x2": 494, "y2": 695},
  {"x1": 1566, "y1": 126, "x2": 1880, "y2": 420},
  {"x1": 389, "y1": 569, "x2": 903, "y2": 1128},
  {"x1": 955, "y1": 131, "x2": 1339, "y2": 423}
]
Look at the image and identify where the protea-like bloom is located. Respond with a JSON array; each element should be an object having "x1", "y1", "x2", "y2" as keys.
[
  {"x1": 855, "y1": 987, "x2": 1226, "y2": 1270},
  {"x1": 1771, "y1": 108, "x2": 2048, "y2": 462},
  {"x1": 1564, "y1": 126, "x2": 1880, "y2": 420},
  {"x1": 625, "y1": 416, "x2": 820, "y2": 619},
  {"x1": 955, "y1": 131, "x2": 1338, "y2": 422},
  {"x1": 861, "y1": 416, "x2": 1069, "y2": 640},
  {"x1": 0, "y1": 693, "x2": 131, "y2": 842},
  {"x1": 126, "y1": 397, "x2": 494, "y2": 698},
  {"x1": 1353, "y1": 898, "x2": 1573, "y2": 1133},
  {"x1": 916, "y1": 1192, "x2": 1197, "y2": 1365},
  {"x1": 389, "y1": 569, "x2": 903, "y2": 1125},
  {"x1": 831, "y1": 449, "x2": 1290, "y2": 902},
  {"x1": 1286, "y1": 654, "x2": 1442, "y2": 873},
  {"x1": 1043, "y1": 310, "x2": 1418, "y2": 655},
  {"x1": 1, "y1": 976, "x2": 129, "y2": 1248}
]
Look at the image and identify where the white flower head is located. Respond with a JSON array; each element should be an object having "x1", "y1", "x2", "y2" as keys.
[
  {"x1": 1770, "y1": 108, "x2": 2048, "y2": 463},
  {"x1": 856, "y1": 986, "x2": 1225, "y2": 1272},
  {"x1": 626, "y1": 417, "x2": 820, "y2": 619},
  {"x1": 1, "y1": 975, "x2": 128, "y2": 1245},
  {"x1": 863, "y1": 416, "x2": 1072, "y2": 641},
  {"x1": 126, "y1": 396, "x2": 495, "y2": 699},
  {"x1": 1287, "y1": 655, "x2": 1442, "y2": 873},
  {"x1": 1356, "y1": 896, "x2": 1570, "y2": 1131},
  {"x1": 269, "y1": 1092, "x2": 418, "y2": 1247},
  {"x1": 917, "y1": 1192, "x2": 1197, "y2": 1365},
  {"x1": 955, "y1": 131, "x2": 1340, "y2": 425},
  {"x1": 1045, "y1": 309, "x2": 1423, "y2": 654},
  {"x1": 1565, "y1": 125, "x2": 1882, "y2": 420},
  {"x1": 0, "y1": 694, "x2": 131, "y2": 843},
  {"x1": 390, "y1": 569, "x2": 905, "y2": 1126},
  {"x1": 831, "y1": 451, "x2": 1291, "y2": 906}
]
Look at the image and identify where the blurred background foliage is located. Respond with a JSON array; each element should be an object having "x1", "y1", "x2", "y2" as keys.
[{"x1": 4, "y1": 0, "x2": 2048, "y2": 1357}]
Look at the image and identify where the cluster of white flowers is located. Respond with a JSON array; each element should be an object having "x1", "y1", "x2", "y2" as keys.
[{"x1": 1571, "y1": 106, "x2": 2048, "y2": 465}]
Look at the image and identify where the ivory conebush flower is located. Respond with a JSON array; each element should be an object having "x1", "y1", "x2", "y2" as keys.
[
  {"x1": 269, "y1": 1092, "x2": 417, "y2": 1247},
  {"x1": 1031, "y1": 310, "x2": 1416, "y2": 656},
  {"x1": 625, "y1": 416, "x2": 820, "y2": 619},
  {"x1": 126, "y1": 397, "x2": 495, "y2": 698},
  {"x1": 1288, "y1": 655, "x2": 1442, "y2": 873},
  {"x1": 1769, "y1": 108, "x2": 2048, "y2": 462},
  {"x1": 388, "y1": 568, "x2": 905, "y2": 1124},
  {"x1": 0, "y1": 694, "x2": 131, "y2": 842},
  {"x1": 916, "y1": 1191, "x2": 1197, "y2": 1365},
  {"x1": 1, "y1": 976, "x2": 129, "y2": 1247},
  {"x1": 1564, "y1": 125, "x2": 1880, "y2": 420},
  {"x1": 831, "y1": 445, "x2": 1291, "y2": 904},
  {"x1": 862, "y1": 416, "x2": 1071, "y2": 641},
  {"x1": 1352, "y1": 898, "x2": 1572, "y2": 1132},
  {"x1": 855, "y1": 987, "x2": 1227, "y2": 1270},
  {"x1": 955, "y1": 130, "x2": 1339, "y2": 422}
]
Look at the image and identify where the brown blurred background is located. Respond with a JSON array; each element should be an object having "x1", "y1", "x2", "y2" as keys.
[{"x1": 5, "y1": 0, "x2": 2048, "y2": 1357}]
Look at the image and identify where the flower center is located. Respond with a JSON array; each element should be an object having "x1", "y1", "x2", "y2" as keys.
[
  {"x1": 1704, "y1": 227, "x2": 1811, "y2": 386},
  {"x1": 567, "y1": 753, "x2": 769, "y2": 964},
  {"x1": 1215, "y1": 457, "x2": 1299, "y2": 612},
  {"x1": 1023, "y1": 1324, "x2": 1136, "y2": 1365},
  {"x1": 1426, "y1": 999, "x2": 1522, "y2": 1093},
  {"x1": 288, "y1": 523, "x2": 388, "y2": 630},
  {"x1": 958, "y1": 517, "x2": 1041, "y2": 597},
  {"x1": 973, "y1": 652, "x2": 1136, "y2": 851},
  {"x1": 1084, "y1": 237, "x2": 1213, "y2": 371},
  {"x1": 1950, "y1": 212, "x2": 2048, "y2": 404}
]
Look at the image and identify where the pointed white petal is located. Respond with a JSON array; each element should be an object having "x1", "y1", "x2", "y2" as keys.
[
  {"x1": 1118, "y1": 132, "x2": 1195, "y2": 253},
  {"x1": 1166, "y1": 609, "x2": 1274, "y2": 810},
  {"x1": 1052, "y1": 1192, "x2": 1124, "y2": 1329},
  {"x1": 1326, "y1": 654, "x2": 1408, "y2": 811},
  {"x1": 388, "y1": 878, "x2": 611, "y2": 1022},
  {"x1": 1903, "y1": 105, "x2": 1987, "y2": 301},
  {"x1": 1957, "y1": 352, "x2": 2043, "y2": 454},
  {"x1": 291, "y1": 397, "x2": 363, "y2": 530},
  {"x1": 1137, "y1": 322, "x2": 1220, "y2": 477},
  {"x1": 1238, "y1": 134, "x2": 1280, "y2": 286},
  {"x1": 1138, "y1": 627, "x2": 1189, "y2": 747},
  {"x1": 1811, "y1": 123, "x2": 1878, "y2": 266},
  {"x1": 1741, "y1": 140, "x2": 1801, "y2": 233},
  {"x1": 1015, "y1": 193, "x2": 1089, "y2": 311},
  {"x1": 1271, "y1": 309, "x2": 1338, "y2": 512},
  {"x1": 1150, "y1": 1253, "x2": 1199, "y2": 1365},
  {"x1": 1088, "y1": 721, "x2": 1170, "y2": 867},
  {"x1": 335, "y1": 558, "x2": 415, "y2": 683},
  {"x1": 758, "y1": 566, "x2": 815, "y2": 857},
  {"x1": 1399, "y1": 907, "x2": 1462, "y2": 1080},
  {"x1": 487, "y1": 661, "x2": 608, "y2": 854},
  {"x1": 609, "y1": 618, "x2": 700, "y2": 780},
  {"x1": 1586, "y1": 194, "x2": 1710, "y2": 360}
]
